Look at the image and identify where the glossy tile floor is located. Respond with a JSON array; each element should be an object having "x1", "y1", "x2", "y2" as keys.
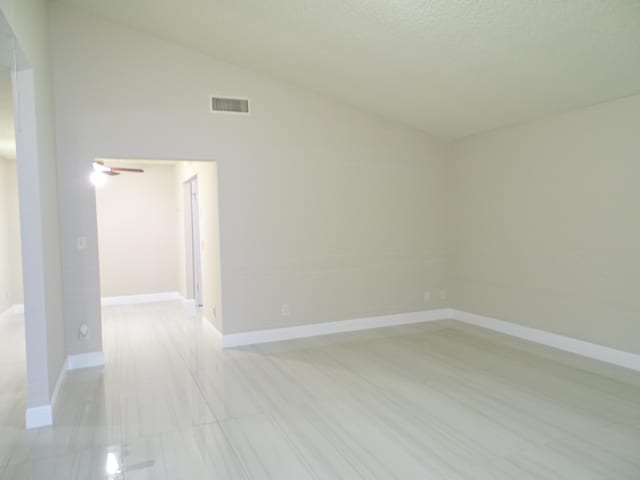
[{"x1": 1, "y1": 302, "x2": 640, "y2": 479}]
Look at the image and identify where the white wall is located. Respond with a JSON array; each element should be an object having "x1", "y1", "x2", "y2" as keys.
[
  {"x1": 0, "y1": 159, "x2": 12, "y2": 313},
  {"x1": 48, "y1": 1, "x2": 640, "y2": 360},
  {"x1": 1, "y1": 0, "x2": 66, "y2": 412},
  {"x1": 6, "y1": 160, "x2": 22, "y2": 305},
  {"x1": 448, "y1": 94, "x2": 640, "y2": 355},
  {"x1": 96, "y1": 162, "x2": 181, "y2": 297},
  {"x1": 0, "y1": 158, "x2": 23, "y2": 312},
  {"x1": 175, "y1": 161, "x2": 222, "y2": 330},
  {"x1": 50, "y1": 3, "x2": 448, "y2": 338}
]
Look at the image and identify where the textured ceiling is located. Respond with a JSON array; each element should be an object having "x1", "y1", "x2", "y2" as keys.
[{"x1": 58, "y1": 0, "x2": 640, "y2": 138}]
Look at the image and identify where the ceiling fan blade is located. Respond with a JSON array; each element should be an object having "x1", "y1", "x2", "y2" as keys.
[
  {"x1": 93, "y1": 161, "x2": 111, "y2": 173},
  {"x1": 110, "y1": 167, "x2": 144, "y2": 173}
]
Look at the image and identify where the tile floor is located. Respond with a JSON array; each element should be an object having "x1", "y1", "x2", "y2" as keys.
[{"x1": 1, "y1": 301, "x2": 639, "y2": 479}]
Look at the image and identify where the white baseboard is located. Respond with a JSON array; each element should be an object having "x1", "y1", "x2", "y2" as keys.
[
  {"x1": 66, "y1": 351, "x2": 105, "y2": 370},
  {"x1": 218, "y1": 306, "x2": 640, "y2": 372},
  {"x1": 221, "y1": 309, "x2": 452, "y2": 348},
  {"x1": 0, "y1": 304, "x2": 24, "y2": 326},
  {"x1": 0, "y1": 307, "x2": 12, "y2": 325},
  {"x1": 25, "y1": 360, "x2": 67, "y2": 429},
  {"x1": 452, "y1": 310, "x2": 640, "y2": 372},
  {"x1": 101, "y1": 291, "x2": 181, "y2": 306},
  {"x1": 25, "y1": 404, "x2": 53, "y2": 430},
  {"x1": 182, "y1": 298, "x2": 197, "y2": 310}
]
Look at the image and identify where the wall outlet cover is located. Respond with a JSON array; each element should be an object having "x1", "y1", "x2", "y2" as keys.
[{"x1": 79, "y1": 323, "x2": 89, "y2": 338}]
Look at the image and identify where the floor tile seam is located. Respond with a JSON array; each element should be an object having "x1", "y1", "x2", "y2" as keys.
[
  {"x1": 433, "y1": 335, "x2": 640, "y2": 406},
  {"x1": 120, "y1": 418, "x2": 223, "y2": 446},
  {"x1": 4, "y1": 419, "x2": 228, "y2": 472},
  {"x1": 154, "y1": 317, "x2": 222, "y2": 424},
  {"x1": 482, "y1": 426, "x2": 640, "y2": 473},
  {"x1": 449, "y1": 322, "x2": 640, "y2": 388},
  {"x1": 397, "y1": 342, "x2": 634, "y2": 422},
  {"x1": 218, "y1": 417, "x2": 275, "y2": 480},
  {"x1": 290, "y1": 347, "x2": 566, "y2": 468},
  {"x1": 261, "y1": 408, "x2": 366, "y2": 480}
]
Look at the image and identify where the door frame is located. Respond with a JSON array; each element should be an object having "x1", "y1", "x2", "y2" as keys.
[{"x1": 184, "y1": 175, "x2": 203, "y2": 307}]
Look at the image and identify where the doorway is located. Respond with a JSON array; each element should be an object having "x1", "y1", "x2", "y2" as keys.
[
  {"x1": 0, "y1": 68, "x2": 22, "y2": 313},
  {"x1": 0, "y1": 65, "x2": 25, "y2": 430},
  {"x1": 93, "y1": 159, "x2": 222, "y2": 328}
]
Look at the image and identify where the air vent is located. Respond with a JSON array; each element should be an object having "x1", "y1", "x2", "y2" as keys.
[{"x1": 210, "y1": 96, "x2": 249, "y2": 113}]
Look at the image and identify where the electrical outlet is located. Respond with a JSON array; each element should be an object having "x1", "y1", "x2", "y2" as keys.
[
  {"x1": 423, "y1": 291, "x2": 431, "y2": 303},
  {"x1": 281, "y1": 304, "x2": 291, "y2": 317},
  {"x1": 213, "y1": 307, "x2": 216, "y2": 318},
  {"x1": 78, "y1": 323, "x2": 89, "y2": 339}
]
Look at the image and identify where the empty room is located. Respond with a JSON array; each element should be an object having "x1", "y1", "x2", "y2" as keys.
[{"x1": 0, "y1": 0, "x2": 639, "y2": 478}]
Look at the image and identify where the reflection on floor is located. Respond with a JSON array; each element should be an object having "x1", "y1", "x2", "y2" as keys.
[{"x1": 1, "y1": 301, "x2": 640, "y2": 479}]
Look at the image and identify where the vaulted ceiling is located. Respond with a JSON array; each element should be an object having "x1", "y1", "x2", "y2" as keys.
[{"x1": 58, "y1": 0, "x2": 640, "y2": 138}]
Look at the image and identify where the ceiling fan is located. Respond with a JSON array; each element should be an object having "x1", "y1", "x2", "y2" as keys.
[
  {"x1": 91, "y1": 160, "x2": 144, "y2": 187},
  {"x1": 92, "y1": 160, "x2": 144, "y2": 176}
]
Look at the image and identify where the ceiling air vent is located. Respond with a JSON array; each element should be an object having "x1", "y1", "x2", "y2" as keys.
[{"x1": 210, "y1": 96, "x2": 249, "y2": 114}]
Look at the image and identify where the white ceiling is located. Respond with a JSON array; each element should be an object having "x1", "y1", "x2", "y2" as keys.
[{"x1": 58, "y1": 0, "x2": 640, "y2": 138}]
